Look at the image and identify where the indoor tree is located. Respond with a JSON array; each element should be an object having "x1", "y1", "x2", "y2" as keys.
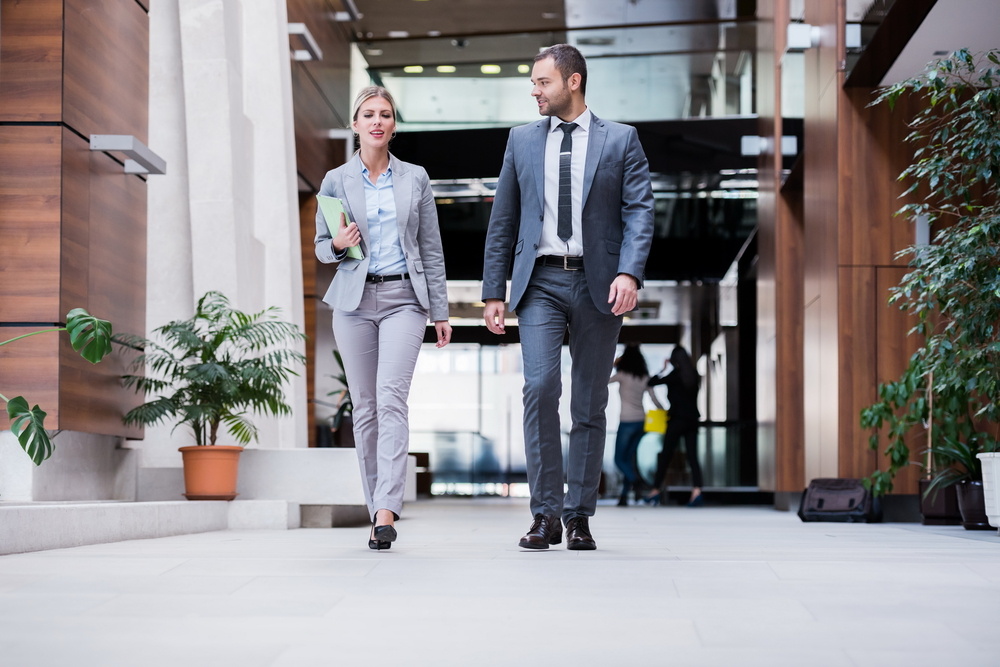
[{"x1": 861, "y1": 49, "x2": 1000, "y2": 496}]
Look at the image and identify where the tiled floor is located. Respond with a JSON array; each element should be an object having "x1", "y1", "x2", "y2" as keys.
[{"x1": 0, "y1": 498, "x2": 997, "y2": 666}]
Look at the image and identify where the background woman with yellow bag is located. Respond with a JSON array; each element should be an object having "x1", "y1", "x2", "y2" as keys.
[{"x1": 609, "y1": 343, "x2": 664, "y2": 506}]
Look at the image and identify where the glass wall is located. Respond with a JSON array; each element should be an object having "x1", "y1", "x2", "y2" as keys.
[{"x1": 408, "y1": 341, "x2": 750, "y2": 498}]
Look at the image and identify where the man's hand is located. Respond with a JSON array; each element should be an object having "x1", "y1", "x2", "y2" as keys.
[
  {"x1": 332, "y1": 212, "x2": 361, "y2": 252},
  {"x1": 608, "y1": 274, "x2": 639, "y2": 316},
  {"x1": 483, "y1": 299, "x2": 506, "y2": 334}
]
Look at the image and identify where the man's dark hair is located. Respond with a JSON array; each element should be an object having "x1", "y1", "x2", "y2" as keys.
[{"x1": 535, "y1": 44, "x2": 588, "y2": 95}]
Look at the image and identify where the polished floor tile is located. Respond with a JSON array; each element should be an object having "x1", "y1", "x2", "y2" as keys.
[{"x1": 0, "y1": 498, "x2": 997, "y2": 667}]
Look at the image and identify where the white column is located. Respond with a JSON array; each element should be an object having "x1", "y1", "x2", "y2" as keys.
[{"x1": 142, "y1": 0, "x2": 307, "y2": 469}]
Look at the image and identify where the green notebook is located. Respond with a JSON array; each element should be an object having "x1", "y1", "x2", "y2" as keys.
[{"x1": 317, "y1": 195, "x2": 363, "y2": 260}]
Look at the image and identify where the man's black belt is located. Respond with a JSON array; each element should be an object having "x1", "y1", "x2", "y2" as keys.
[
  {"x1": 366, "y1": 273, "x2": 409, "y2": 283},
  {"x1": 537, "y1": 255, "x2": 583, "y2": 270}
]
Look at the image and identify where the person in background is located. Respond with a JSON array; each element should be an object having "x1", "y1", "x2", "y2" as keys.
[
  {"x1": 315, "y1": 85, "x2": 452, "y2": 550},
  {"x1": 609, "y1": 343, "x2": 663, "y2": 506},
  {"x1": 646, "y1": 345, "x2": 703, "y2": 507}
]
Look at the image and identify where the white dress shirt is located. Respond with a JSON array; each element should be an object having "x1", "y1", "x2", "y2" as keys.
[{"x1": 537, "y1": 108, "x2": 591, "y2": 258}]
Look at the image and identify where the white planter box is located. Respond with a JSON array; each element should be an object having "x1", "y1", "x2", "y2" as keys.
[{"x1": 977, "y1": 452, "x2": 1000, "y2": 530}]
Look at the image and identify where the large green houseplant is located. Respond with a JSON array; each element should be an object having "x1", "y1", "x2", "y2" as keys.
[
  {"x1": 861, "y1": 49, "x2": 1000, "y2": 511},
  {"x1": 1, "y1": 309, "x2": 113, "y2": 465},
  {"x1": 118, "y1": 291, "x2": 305, "y2": 498}
]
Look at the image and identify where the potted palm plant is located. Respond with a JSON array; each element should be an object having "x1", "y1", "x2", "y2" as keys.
[
  {"x1": 860, "y1": 49, "x2": 1000, "y2": 524},
  {"x1": 2, "y1": 308, "x2": 113, "y2": 465},
  {"x1": 119, "y1": 291, "x2": 305, "y2": 500}
]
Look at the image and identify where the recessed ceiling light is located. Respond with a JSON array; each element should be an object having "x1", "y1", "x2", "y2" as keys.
[
  {"x1": 518, "y1": 64, "x2": 530, "y2": 74},
  {"x1": 428, "y1": 30, "x2": 441, "y2": 37},
  {"x1": 541, "y1": 12, "x2": 559, "y2": 19},
  {"x1": 364, "y1": 48, "x2": 384, "y2": 56},
  {"x1": 388, "y1": 31, "x2": 410, "y2": 38},
  {"x1": 481, "y1": 64, "x2": 501, "y2": 74},
  {"x1": 437, "y1": 65, "x2": 456, "y2": 73},
  {"x1": 403, "y1": 65, "x2": 424, "y2": 73}
]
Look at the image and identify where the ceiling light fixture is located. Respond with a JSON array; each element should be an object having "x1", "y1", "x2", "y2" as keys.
[
  {"x1": 437, "y1": 65, "x2": 457, "y2": 73},
  {"x1": 481, "y1": 64, "x2": 501, "y2": 74},
  {"x1": 404, "y1": 65, "x2": 424, "y2": 74},
  {"x1": 388, "y1": 31, "x2": 410, "y2": 38},
  {"x1": 518, "y1": 64, "x2": 530, "y2": 74}
]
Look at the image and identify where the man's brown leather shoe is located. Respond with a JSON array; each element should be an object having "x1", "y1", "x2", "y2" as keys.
[
  {"x1": 565, "y1": 516, "x2": 597, "y2": 550},
  {"x1": 518, "y1": 513, "x2": 562, "y2": 549}
]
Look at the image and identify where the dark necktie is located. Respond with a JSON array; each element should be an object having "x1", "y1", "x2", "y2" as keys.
[{"x1": 557, "y1": 122, "x2": 578, "y2": 242}]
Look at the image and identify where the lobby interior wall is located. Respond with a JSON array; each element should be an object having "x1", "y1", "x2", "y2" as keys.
[
  {"x1": 800, "y1": 0, "x2": 926, "y2": 494},
  {"x1": 284, "y1": 0, "x2": 353, "y2": 447},
  {"x1": 0, "y1": 0, "x2": 151, "y2": 499},
  {"x1": 141, "y1": 0, "x2": 307, "y2": 467},
  {"x1": 756, "y1": 0, "x2": 806, "y2": 497}
]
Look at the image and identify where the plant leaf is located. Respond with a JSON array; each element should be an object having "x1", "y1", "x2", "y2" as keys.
[
  {"x1": 66, "y1": 308, "x2": 113, "y2": 364},
  {"x1": 6, "y1": 396, "x2": 53, "y2": 465}
]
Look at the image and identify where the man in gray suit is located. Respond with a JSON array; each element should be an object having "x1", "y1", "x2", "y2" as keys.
[{"x1": 482, "y1": 44, "x2": 654, "y2": 550}]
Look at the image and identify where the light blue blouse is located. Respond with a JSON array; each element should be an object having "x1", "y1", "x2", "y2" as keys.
[{"x1": 361, "y1": 165, "x2": 408, "y2": 276}]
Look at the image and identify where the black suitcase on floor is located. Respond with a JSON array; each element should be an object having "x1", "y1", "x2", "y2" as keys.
[{"x1": 797, "y1": 478, "x2": 882, "y2": 523}]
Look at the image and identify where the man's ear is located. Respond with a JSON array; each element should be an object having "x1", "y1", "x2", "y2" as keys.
[{"x1": 567, "y1": 72, "x2": 582, "y2": 92}]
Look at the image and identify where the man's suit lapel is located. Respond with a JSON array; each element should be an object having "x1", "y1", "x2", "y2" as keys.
[
  {"x1": 530, "y1": 120, "x2": 548, "y2": 211},
  {"x1": 343, "y1": 154, "x2": 369, "y2": 250},
  {"x1": 583, "y1": 115, "x2": 608, "y2": 208}
]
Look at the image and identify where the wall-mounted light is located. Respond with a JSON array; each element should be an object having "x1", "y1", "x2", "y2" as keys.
[
  {"x1": 740, "y1": 135, "x2": 798, "y2": 157},
  {"x1": 90, "y1": 135, "x2": 166, "y2": 175},
  {"x1": 333, "y1": 0, "x2": 363, "y2": 22},
  {"x1": 786, "y1": 23, "x2": 820, "y2": 52},
  {"x1": 288, "y1": 23, "x2": 323, "y2": 61}
]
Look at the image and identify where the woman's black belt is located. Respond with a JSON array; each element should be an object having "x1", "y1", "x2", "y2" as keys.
[{"x1": 366, "y1": 273, "x2": 410, "y2": 283}]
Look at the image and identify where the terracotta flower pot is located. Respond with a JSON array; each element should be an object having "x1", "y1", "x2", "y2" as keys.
[{"x1": 179, "y1": 445, "x2": 243, "y2": 500}]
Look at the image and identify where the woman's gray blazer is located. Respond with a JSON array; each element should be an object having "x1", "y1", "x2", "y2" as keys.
[{"x1": 314, "y1": 153, "x2": 449, "y2": 323}]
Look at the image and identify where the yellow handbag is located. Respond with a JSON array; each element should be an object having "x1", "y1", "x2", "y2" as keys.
[{"x1": 644, "y1": 409, "x2": 668, "y2": 434}]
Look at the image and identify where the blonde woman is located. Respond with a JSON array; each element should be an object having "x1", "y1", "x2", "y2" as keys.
[{"x1": 315, "y1": 86, "x2": 451, "y2": 549}]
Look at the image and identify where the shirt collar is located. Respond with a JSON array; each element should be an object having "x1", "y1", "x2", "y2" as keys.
[
  {"x1": 549, "y1": 108, "x2": 591, "y2": 134},
  {"x1": 360, "y1": 163, "x2": 392, "y2": 178}
]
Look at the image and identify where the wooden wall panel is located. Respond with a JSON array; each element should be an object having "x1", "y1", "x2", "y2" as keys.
[
  {"x1": 0, "y1": 328, "x2": 60, "y2": 430},
  {"x1": 291, "y1": 62, "x2": 344, "y2": 191},
  {"x1": 837, "y1": 266, "x2": 877, "y2": 479},
  {"x1": 775, "y1": 190, "x2": 805, "y2": 492},
  {"x1": 839, "y1": 88, "x2": 920, "y2": 267},
  {"x1": 300, "y1": 195, "x2": 319, "y2": 447},
  {"x1": 875, "y1": 267, "x2": 924, "y2": 493},
  {"x1": 287, "y1": 0, "x2": 353, "y2": 191},
  {"x1": 58, "y1": 129, "x2": 145, "y2": 436},
  {"x1": 0, "y1": 126, "x2": 62, "y2": 322},
  {"x1": 63, "y1": 0, "x2": 149, "y2": 141},
  {"x1": 0, "y1": 0, "x2": 63, "y2": 122}
]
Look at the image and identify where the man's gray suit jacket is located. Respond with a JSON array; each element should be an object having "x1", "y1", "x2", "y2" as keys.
[{"x1": 482, "y1": 114, "x2": 655, "y2": 315}]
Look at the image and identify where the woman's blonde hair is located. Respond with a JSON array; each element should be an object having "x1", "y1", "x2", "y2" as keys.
[{"x1": 351, "y1": 85, "x2": 397, "y2": 123}]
